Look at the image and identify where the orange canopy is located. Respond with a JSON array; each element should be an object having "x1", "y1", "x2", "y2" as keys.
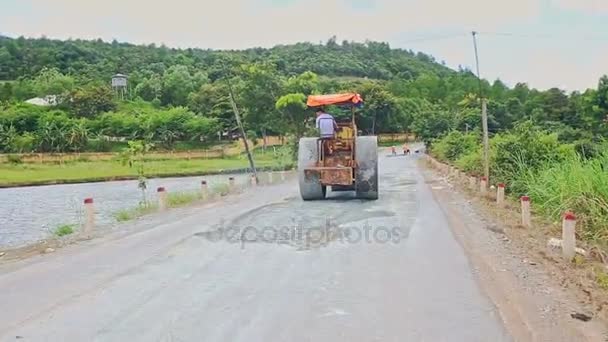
[{"x1": 306, "y1": 93, "x2": 363, "y2": 107}]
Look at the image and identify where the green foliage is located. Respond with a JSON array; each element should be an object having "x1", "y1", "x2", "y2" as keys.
[
  {"x1": 113, "y1": 202, "x2": 158, "y2": 222},
  {"x1": 273, "y1": 144, "x2": 296, "y2": 169},
  {"x1": 120, "y1": 140, "x2": 153, "y2": 204},
  {"x1": 411, "y1": 106, "x2": 454, "y2": 145},
  {"x1": 168, "y1": 191, "x2": 201, "y2": 207},
  {"x1": 275, "y1": 93, "x2": 307, "y2": 138},
  {"x1": 6, "y1": 154, "x2": 23, "y2": 164},
  {"x1": 521, "y1": 152, "x2": 608, "y2": 241},
  {"x1": 54, "y1": 224, "x2": 74, "y2": 237},
  {"x1": 431, "y1": 131, "x2": 479, "y2": 162},
  {"x1": 32, "y1": 67, "x2": 74, "y2": 96},
  {"x1": 211, "y1": 183, "x2": 230, "y2": 196},
  {"x1": 490, "y1": 122, "x2": 574, "y2": 191},
  {"x1": 36, "y1": 111, "x2": 89, "y2": 152},
  {"x1": 66, "y1": 85, "x2": 116, "y2": 118}
]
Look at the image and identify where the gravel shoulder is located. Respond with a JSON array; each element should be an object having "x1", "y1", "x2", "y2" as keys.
[{"x1": 421, "y1": 160, "x2": 607, "y2": 341}]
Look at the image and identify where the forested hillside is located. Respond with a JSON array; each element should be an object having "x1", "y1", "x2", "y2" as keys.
[
  {"x1": 0, "y1": 36, "x2": 450, "y2": 82},
  {"x1": 0, "y1": 35, "x2": 607, "y2": 157}
]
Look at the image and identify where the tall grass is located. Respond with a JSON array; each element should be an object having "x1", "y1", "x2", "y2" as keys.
[
  {"x1": 521, "y1": 152, "x2": 608, "y2": 241},
  {"x1": 168, "y1": 191, "x2": 201, "y2": 207}
]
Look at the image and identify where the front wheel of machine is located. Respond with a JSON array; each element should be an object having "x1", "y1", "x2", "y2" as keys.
[
  {"x1": 355, "y1": 136, "x2": 379, "y2": 200},
  {"x1": 298, "y1": 137, "x2": 326, "y2": 200}
]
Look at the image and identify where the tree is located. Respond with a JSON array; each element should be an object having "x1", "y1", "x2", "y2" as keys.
[
  {"x1": 67, "y1": 85, "x2": 116, "y2": 118},
  {"x1": 275, "y1": 93, "x2": 308, "y2": 138},
  {"x1": 188, "y1": 83, "x2": 235, "y2": 134},
  {"x1": 236, "y1": 63, "x2": 284, "y2": 135},
  {"x1": 32, "y1": 67, "x2": 74, "y2": 97},
  {"x1": 411, "y1": 107, "x2": 455, "y2": 145},
  {"x1": 120, "y1": 140, "x2": 153, "y2": 205},
  {"x1": 134, "y1": 75, "x2": 162, "y2": 101},
  {"x1": 161, "y1": 65, "x2": 194, "y2": 106},
  {"x1": 356, "y1": 82, "x2": 402, "y2": 134}
]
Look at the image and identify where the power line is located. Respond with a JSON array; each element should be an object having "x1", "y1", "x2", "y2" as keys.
[
  {"x1": 399, "y1": 33, "x2": 468, "y2": 44},
  {"x1": 479, "y1": 31, "x2": 608, "y2": 41}
]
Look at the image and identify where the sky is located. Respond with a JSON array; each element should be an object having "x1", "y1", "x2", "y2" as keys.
[{"x1": 1, "y1": 0, "x2": 607, "y2": 91}]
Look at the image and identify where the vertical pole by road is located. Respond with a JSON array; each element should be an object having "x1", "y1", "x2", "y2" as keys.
[
  {"x1": 83, "y1": 198, "x2": 95, "y2": 233},
  {"x1": 521, "y1": 196, "x2": 531, "y2": 227},
  {"x1": 482, "y1": 99, "x2": 490, "y2": 181},
  {"x1": 562, "y1": 212, "x2": 577, "y2": 260},
  {"x1": 479, "y1": 176, "x2": 488, "y2": 196},
  {"x1": 157, "y1": 187, "x2": 168, "y2": 211},
  {"x1": 225, "y1": 69, "x2": 258, "y2": 185},
  {"x1": 201, "y1": 180, "x2": 208, "y2": 200},
  {"x1": 496, "y1": 183, "x2": 505, "y2": 205},
  {"x1": 472, "y1": 31, "x2": 490, "y2": 183}
]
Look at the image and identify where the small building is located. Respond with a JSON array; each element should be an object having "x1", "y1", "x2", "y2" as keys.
[{"x1": 25, "y1": 95, "x2": 58, "y2": 106}]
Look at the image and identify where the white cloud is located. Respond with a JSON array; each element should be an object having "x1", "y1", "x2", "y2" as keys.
[
  {"x1": 552, "y1": 0, "x2": 608, "y2": 14},
  {"x1": 3, "y1": 0, "x2": 542, "y2": 48}
]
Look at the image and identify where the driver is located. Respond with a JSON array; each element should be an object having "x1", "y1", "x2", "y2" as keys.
[{"x1": 315, "y1": 107, "x2": 338, "y2": 139}]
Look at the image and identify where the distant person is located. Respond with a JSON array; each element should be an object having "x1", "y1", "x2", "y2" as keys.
[
  {"x1": 403, "y1": 143, "x2": 410, "y2": 155},
  {"x1": 391, "y1": 146, "x2": 397, "y2": 156},
  {"x1": 315, "y1": 107, "x2": 338, "y2": 139}
]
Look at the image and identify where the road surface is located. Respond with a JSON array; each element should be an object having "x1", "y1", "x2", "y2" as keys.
[{"x1": 0, "y1": 150, "x2": 510, "y2": 341}]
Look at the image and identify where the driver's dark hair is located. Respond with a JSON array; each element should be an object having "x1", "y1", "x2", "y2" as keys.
[{"x1": 316, "y1": 107, "x2": 325, "y2": 113}]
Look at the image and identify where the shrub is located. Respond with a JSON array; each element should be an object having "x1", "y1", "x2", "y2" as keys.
[
  {"x1": 54, "y1": 224, "x2": 74, "y2": 237},
  {"x1": 168, "y1": 191, "x2": 201, "y2": 207},
  {"x1": 521, "y1": 152, "x2": 608, "y2": 241},
  {"x1": 6, "y1": 154, "x2": 23, "y2": 164},
  {"x1": 489, "y1": 121, "x2": 574, "y2": 190},
  {"x1": 12, "y1": 133, "x2": 35, "y2": 153},
  {"x1": 432, "y1": 131, "x2": 479, "y2": 162}
]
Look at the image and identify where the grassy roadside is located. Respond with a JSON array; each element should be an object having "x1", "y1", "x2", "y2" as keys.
[{"x1": 0, "y1": 152, "x2": 285, "y2": 187}]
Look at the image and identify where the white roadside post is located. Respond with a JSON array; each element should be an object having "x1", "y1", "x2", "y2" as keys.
[
  {"x1": 267, "y1": 172, "x2": 274, "y2": 184},
  {"x1": 83, "y1": 198, "x2": 95, "y2": 233},
  {"x1": 562, "y1": 212, "x2": 577, "y2": 260},
  {"x1": 280, "y1": 170, "x2": 286, "y2": 182},
  {"x1": 201, "y1": 180, "x2": 208, "y2": 200},
  {"x1": 480, "y1": 176, "x2": 488, "y2": 196},
  {"x1": 496, "y1": 183, "x2": 505, "y2": 205},
  {"x1": 250, "y1": 174, "x2": 257, "y2": 187},
  {"x1": 157, "y1": 187, "x2": 168, "y2": 211},
  {"x1": 228, "y1": 177, "x2": 236, "y2": 191},
  {"x1": 520, "y1": 196, "x2": 531, "y2": 227}
]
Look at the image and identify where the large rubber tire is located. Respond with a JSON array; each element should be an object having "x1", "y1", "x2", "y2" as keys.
[
  {"x1": 298, "y1": 137, "x2": 326, "y2": 200},
  {"x1": 355, "y1": 136, "x2": 379, "y2": 200}
]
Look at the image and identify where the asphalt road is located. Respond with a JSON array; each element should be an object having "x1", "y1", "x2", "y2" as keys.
[{"x1": 0, "y1": 150, "x2": 510, "y2": 341}]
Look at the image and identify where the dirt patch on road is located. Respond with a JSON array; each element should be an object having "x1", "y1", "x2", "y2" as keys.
[{"x1": 421, "y1": 161, "x2": 608, "y2": 341}]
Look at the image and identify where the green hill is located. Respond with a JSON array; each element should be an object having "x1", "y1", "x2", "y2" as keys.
[{"x1": 0, "y1": 35, "x2": 452, "y2": 81}]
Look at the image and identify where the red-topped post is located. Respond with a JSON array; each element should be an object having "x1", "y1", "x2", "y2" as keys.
[
  {"x1": 157, "y1": 187, "x2": 167, "y2": 211},
  {"x1": 496, "y1": 183, "x2": 505, "y2": 205},
  {"x1": 562, "y1": 211, "x2": 577, "y2": 260},
  {"x1": 83, "y1": 198, "x2": 95, "y2": 233},
  {"x1": 480, "y1": 176, "x2": 488, "y2": 195}
]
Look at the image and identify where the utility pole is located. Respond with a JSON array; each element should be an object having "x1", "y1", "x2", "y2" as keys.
[
  {"x1": 472, "y1": 31, "x2": 490, "y2": 181},
  {"x1": 226, "y1": 75, "x2": 258, "y2": 184}
]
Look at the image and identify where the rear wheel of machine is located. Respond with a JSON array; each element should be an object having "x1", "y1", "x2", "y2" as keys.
[
  {"x1": 355, "y1": 136, "x2": 379, "y2": 200},
  {"x1": 298, "y1": 137, "x2": 326, "y2": 200}
]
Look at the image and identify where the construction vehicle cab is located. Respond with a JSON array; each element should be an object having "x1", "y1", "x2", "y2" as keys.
[{"x1": 298, "y1": 93, "x2": 378, "y2": 200}]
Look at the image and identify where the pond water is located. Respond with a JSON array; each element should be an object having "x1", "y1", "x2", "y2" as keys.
[{"x1": 0, "y1": 173, "x2": 257, "y2": 248}]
